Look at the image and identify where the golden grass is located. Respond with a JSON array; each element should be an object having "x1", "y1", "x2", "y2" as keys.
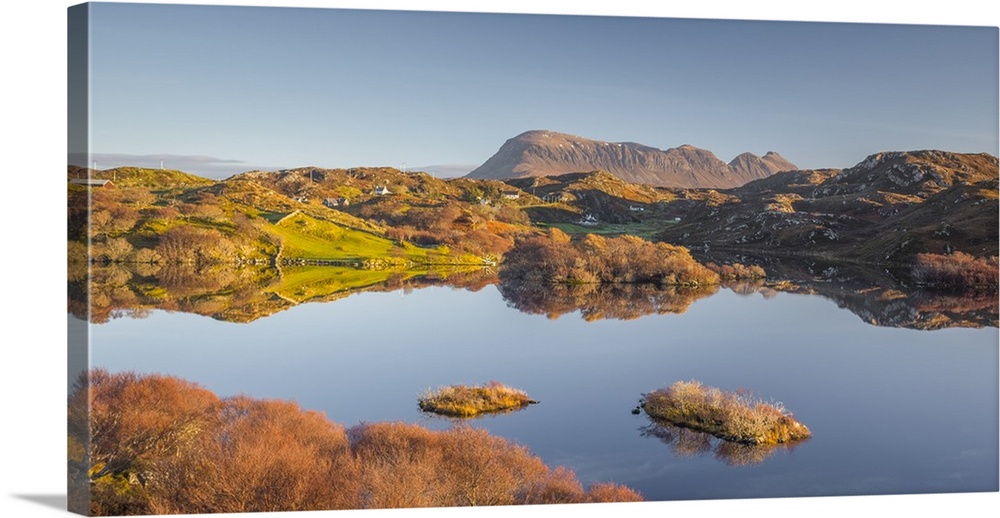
[
  {"x1": 418, "y1": 382, "x2": 537, "y2": 417},
  {"x1": 642, "y1": 380, "x2": 811, "y2": 445}
]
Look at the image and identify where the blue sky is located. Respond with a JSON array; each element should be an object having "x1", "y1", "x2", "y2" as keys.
[{"x1": 80, "y1": 2, "x2": 999, "y2": 178}]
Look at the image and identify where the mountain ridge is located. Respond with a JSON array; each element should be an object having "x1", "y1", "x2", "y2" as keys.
[{"x1": 466, "y1": 130, "x2": 797, "y2": 189}]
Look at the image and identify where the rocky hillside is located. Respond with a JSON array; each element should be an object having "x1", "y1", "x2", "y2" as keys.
[
  {"x1": 657, "y1": 150, "x2": 999, "y2": 264},
  {"x1": 466, "y1": 130, "x2": 796, "y2": 189}
]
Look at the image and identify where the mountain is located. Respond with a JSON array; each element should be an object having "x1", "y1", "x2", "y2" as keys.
[
  {"x1": 728, "y1": 151, "x2": 798, "y2": 181},
  {"x1": 656, "y1": 150, "x2": 999, "y2": 264},
  {"x1": 466, "y1": 130, "x2": 796, "y2": 189}
]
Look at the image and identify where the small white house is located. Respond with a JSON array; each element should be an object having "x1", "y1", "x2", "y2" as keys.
[
  {"x1": 578, "y1": 214, "x2": 599, "y2": 226},
  {"x1": 374, "y1": 186, "x2": 392, "y2": 196}
]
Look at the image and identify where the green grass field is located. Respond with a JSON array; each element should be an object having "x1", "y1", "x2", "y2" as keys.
[
  {"x1": 542, "y1": 221, "x2": 668, "y2": 239},
  {"x1": 272, "y1": 212, "x2": 431, "y2": 261}
]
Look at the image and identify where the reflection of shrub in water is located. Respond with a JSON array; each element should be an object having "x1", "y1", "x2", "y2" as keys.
[
  {"x1": 155, "y1": 263, "x2": 241, "y2": 298},
  {"x1": 74, "y1": 265, "x2": 140, "y2": 324},
  {"x1": 911, "y1": 289, "x2": 999, "y2": 328},
  {"x1": 639, "y1": 422, "x2": 797, "y2": 467},
  {"x1": 498, "y1": 280, "x2": 718, "y2": 321},
  {"x1": 70, "y1": 263, "x2": 282, "y2": 323},
  {"x1": 130, "y1": 256, "x2": 163, "y2": 277},
  {"x1": 70, "y1": 264, "x2": 497, "y2": 324}
]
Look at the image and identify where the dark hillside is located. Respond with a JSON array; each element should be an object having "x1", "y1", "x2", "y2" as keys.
[{"x1": 657, "y1": 151, "x2": 998, "y2": 265}]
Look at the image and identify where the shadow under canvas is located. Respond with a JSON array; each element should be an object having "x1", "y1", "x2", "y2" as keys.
[{"x1": 12, "y1": 494, "x2": 67, "y2": 511}]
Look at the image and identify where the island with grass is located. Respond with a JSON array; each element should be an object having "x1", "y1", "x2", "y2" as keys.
[
  {"x1": 640, "y1": 380, "x2": 811, "y2": 445},
  {"x1": 418, "y1": 382, "x2": 538, "y2": 417}
]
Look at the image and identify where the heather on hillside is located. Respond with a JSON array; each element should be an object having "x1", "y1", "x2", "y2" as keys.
[
  {"x1": 68, "y1": 167, "x2": 488, "y2": 268},
  {"x1": 911, "y1": 252, "x2": 999, "y2": 291},
  {"x1": 500, "y1": 229, "x2": 719, "y2": 286},
  {"x1": 656, "y1": 151, "x2": 998, "y2": 266},
  {"x1": 69, "y1": 370, "x2": 641, "y2": 515}
]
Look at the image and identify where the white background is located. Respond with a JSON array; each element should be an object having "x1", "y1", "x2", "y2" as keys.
[{"x1": 2, "y1": 1, "x2": 997, "y2": 518}]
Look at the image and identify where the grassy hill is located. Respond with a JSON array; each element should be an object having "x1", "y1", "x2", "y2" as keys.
[
  {"x1": 69, "y1": 165, "x2": 216, "y2": 189},
  {"x1": 69, "y1": 165, "x2": 478, "y2": 268}
]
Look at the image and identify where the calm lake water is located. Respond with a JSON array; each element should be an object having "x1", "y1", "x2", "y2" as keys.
[{"x1": 86, "y1": 281, "x2": 999, "y2": 501}]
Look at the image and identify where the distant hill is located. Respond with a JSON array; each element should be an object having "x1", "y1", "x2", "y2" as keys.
[
  {"x1": 466, "y1": 130, "x2": 796, "y2": 189},
  {"x1": 67, "y1": 165, "x2": 215, "y2": 189}
]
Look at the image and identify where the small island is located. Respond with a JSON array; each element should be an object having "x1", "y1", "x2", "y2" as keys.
[
  {"x1": 640, "y1": 380, "x2": 811, "y2": 445},
  {"x1": 419, "y1": 382, "x2": 538, "y2": 417}
]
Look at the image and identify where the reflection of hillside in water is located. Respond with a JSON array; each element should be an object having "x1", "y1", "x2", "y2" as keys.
[
  {"x1": 777, "y1": 284, "x2": 998, "y2": 330},
  {"x1": 69, "y1": 263, "x2": 497, "y2": 324},
  {"x1": 696, "y1": 252, "x2": 998, "y2": 330},
  {"x1": 70, "y1": 257, "x2": 997, "y2": 329},
  {"x1": 639, "y1": 422, "x2": 805, "y2": 467},
  {"x1": 497, "y1": 281, "x2": 719, "y2": 321}
]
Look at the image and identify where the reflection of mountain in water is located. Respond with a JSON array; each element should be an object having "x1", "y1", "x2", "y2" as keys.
[
  {"x1": 696, "y1": 252, "x2": 998, "y2": 330},
  {"x1": 639, "y1": 422, "x2": 805, "y2": 467},
  {"x1": 497, "y1": 280, "x2": 718, "y2": 321}
]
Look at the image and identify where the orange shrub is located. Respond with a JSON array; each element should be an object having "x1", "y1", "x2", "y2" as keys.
[
  {"x1": 72, "y1": 370, "x2": 642, "y2": 515},
  {"x1": 502, "y1": 232, "x2": 719, "y2": 286},
  {"x1": 912, "y1": 252, "x2": 998, "y2": 291},
  {"x1": 706, "y1": 262, "x2": 767, "y2": 281}
]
